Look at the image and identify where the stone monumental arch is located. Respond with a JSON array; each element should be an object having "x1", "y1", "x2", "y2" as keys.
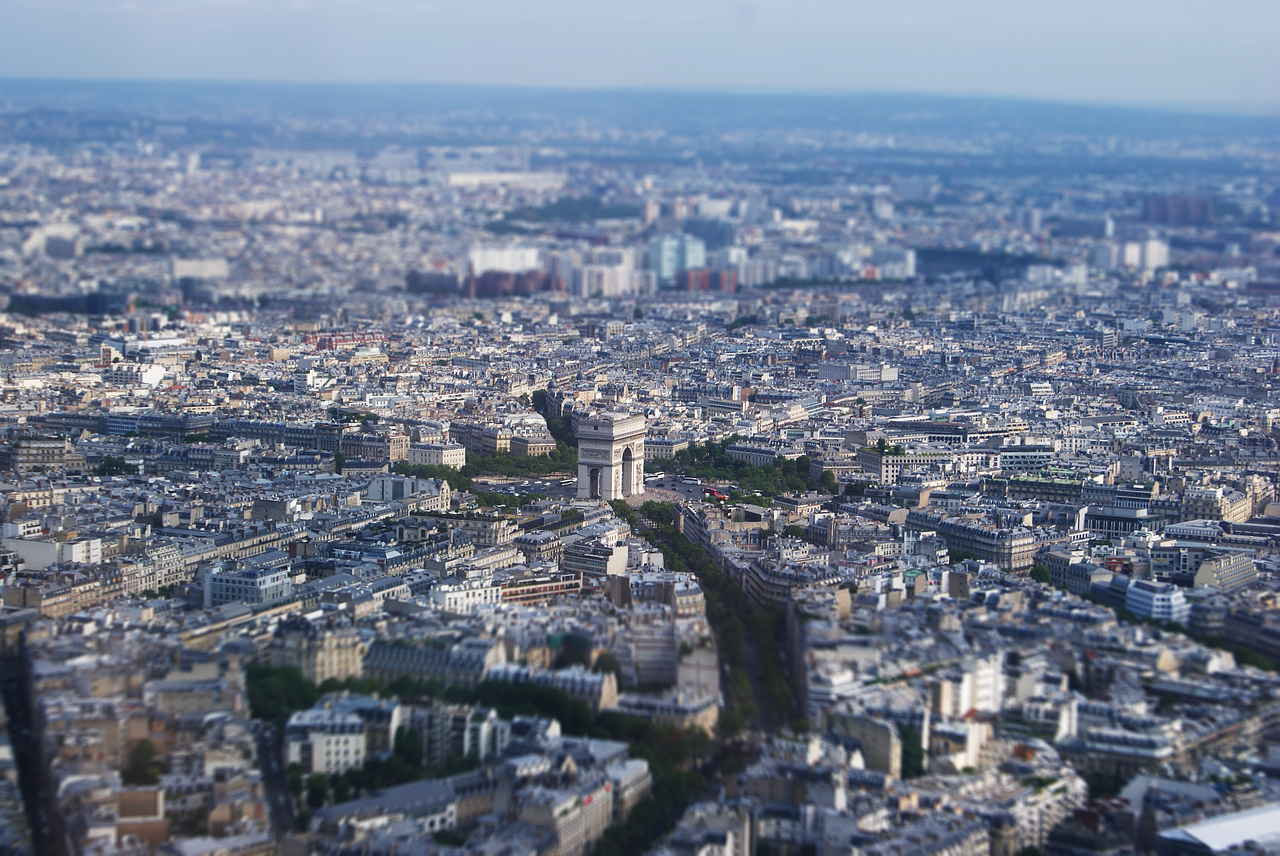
[{"x1": 575, "y1": 411, "x2": 646, "y2": 501}]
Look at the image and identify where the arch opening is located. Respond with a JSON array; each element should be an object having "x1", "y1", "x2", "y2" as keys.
[{"x1": 621, "y1": 447, "x2": 634, "y2": 496}]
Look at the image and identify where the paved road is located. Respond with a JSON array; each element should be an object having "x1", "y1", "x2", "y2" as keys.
[
  {"x1": 255, "y1": 725, "x2": 295, "y2": 838},
  {"x1": 635, "y1": 476, "x2": 736, "y2": 504},
  {"x1": 737, "y1": 620, "x2": 778, "y2": 734},
  {"x1": 636, "y1": 486, "x2": 686, "y2": 504},
  {"x1": 472, "y1": 476, "x2": 578, "y2": 500},
  {"x1": 2, "y1": 675, "x2": 55, "y2": 856}
]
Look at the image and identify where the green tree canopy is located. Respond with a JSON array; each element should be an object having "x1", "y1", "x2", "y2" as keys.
[
  {"x1": 122, "y1": 738, "x2": 162, "y2": 785},
  {"x1": 95, "y1": 455, "x2": 138, "y2": 477},
  {"x1": 898, "y1": 725, "x2": 925, "y2": 778},
  {"x1": 592, "y1": 652, "x2": 623, "y2": 683},
  {"x1": 306, "y1": 773, "x2": 329, "y2": 810},
  {"x1": 245, "y1": 664, "x2": 320, "y2": 725}
]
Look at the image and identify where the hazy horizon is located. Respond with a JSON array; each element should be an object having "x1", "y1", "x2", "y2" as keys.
[
  {"x1": 4, "y1": 0, "x2": 1279, "y2": 111},
  {"x1": 3, "y1": 77, "x2": 1279, "y2": 120}
]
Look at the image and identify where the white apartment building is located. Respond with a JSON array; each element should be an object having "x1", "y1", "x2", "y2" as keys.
[
  {"x1": 285, "y1": 708, "x2": 366, "y2": 775},
  {"x1": 1125, "y1": 580, "x2": 1189, "y2": 624},
  {"x1": 429, "y1": 576, "x2": 503, "y2": 614},
  {"x1": 463, "y1": 707, "x2": 513, "y2": 760},
  {"x1": 998, "y1": 447, "x2": 1055, "y2": 473},
  {"x1": 932, "y1": 653, "x2": 1005, "y2": 717},
  {"x1": 2, "y1": 519, "x2": 44, "y2": 539},
  {"x1": 366, "y1": 475, "x2": 452, "y2": 510},
  {"x1": 1, "y1": 535, "x2": 102, "y2": 570},
  {"x1": 317, "y1": 694, "x2": 406, "y2": 758},
  {"x1": 573, "y1": 519, "x2": 632, "y2": 548},
  {"x1": 204, "y1": 556, "x2": 293, "y2": 608},
  {"x1": 103, "y1": 364, "x2": 167, "y2": 387},
  {"x1": 817, "y1": 363, "x2": 899, "y2": 383},
  {"x1": 562, "y1": 539, "x2": 628, "y2": 579},
  {"x1": 148, "y1": 543, "x2": 187, "y2": 589},
  {"x1": 408, "y1": 442, "x2": 466, "y2": 468}
]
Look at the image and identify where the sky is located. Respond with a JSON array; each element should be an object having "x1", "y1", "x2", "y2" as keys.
[{"x1": 4, "y1": 0, "x2": 1279, "y2": 110}]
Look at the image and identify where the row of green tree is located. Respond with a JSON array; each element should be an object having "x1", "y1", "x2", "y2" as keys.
[
  {"x1": 633, "y1": 500, "x2": 795, "y2": 731},
  {"x1": 246, "y1": 665, "x2": 709, "y2": 848},
  {"x1": 390, "y1": 444, "x2": 577, "y2": 492},
  {"x1": 530, "y1": 389, "x2": 577, "y2": 448},
  {"x1": 246, "y1": 665, "x2": 600, "y2": 732},
  {"x1": 645, "y1": 436, "x2": 836, "y2": 496},
  {"x1": 290, "y1": 732, "x2": 480, "y2": 830},
  {"x1": 95, "y1": 455, "x2": 138, "y2": 477},
  {"x1": 898, "y1": 725, "x2": 925, "y2": 778}
]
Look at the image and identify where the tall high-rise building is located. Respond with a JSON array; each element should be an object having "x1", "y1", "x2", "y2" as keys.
[
  {"x1": 682, "y1": 235, "x2": 707, "y2": 270},
  {"x1": 1141, "y1": 239, "x2": 1170, "y2": 270},
  {"x1": 1091, "y1": 242, "x2": 1120, "y2": 270},
  {"x1": 683, "y1": 217, "x2": 736, "y2": 250},
  {"x1": 1122, "y1": 242, "x2": 1144, "y2": 268},
  {"x1": 1018, "y1": 206, "x2": 1043, "y2": 232},
  {"x1": 648, "y1": 234, "x2": 707, "y2": 285}
]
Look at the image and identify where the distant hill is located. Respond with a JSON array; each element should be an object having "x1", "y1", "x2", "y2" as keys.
[{"x1": 1, "y1": 80, "x2": 1277, "y2": 144}]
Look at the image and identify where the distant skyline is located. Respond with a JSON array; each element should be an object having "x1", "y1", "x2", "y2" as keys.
[{"x1": 3, "y1": 0, "x2": 1279, "y2": 112}]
